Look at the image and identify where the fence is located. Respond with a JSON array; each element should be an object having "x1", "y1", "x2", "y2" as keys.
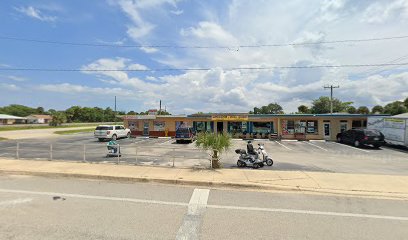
[{"x1": 1, "y1": 142, "x2": 212, "y2": 169}]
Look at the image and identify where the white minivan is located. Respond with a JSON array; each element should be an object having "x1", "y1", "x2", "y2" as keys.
[{"x1": 94, "y1": 125, "x2": 131, "y2": 141}]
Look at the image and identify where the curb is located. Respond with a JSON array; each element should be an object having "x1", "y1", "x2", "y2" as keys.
[{"x1": 1, "y1": 169, "x2": 407, "y2": 200}]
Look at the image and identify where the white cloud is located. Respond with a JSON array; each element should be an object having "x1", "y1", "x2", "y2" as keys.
[
  {"x1": 361, "y1": 0, "x2": 408, "y2": 23},
  {"x1": 110, "y1": 0, "x2": 181, "y2": 41},
  {"x1": 171, "y1": 9, "x2": 183, "y2": 15},
  {"x1": 38, "y1": 83, "x2": 134, "y2": 96},
  {"x1": 0, "y1": 75, "x2": 27, "y2": 82},
  {"x1": 0, "y1": 83, "x2": 20, "y2": 91},
  {"x1": 15, "y1": 6, "x2": 57, "y2": 22},
  {"x1": 139, "y1": 46, "x2": 159, "y2": 53}
]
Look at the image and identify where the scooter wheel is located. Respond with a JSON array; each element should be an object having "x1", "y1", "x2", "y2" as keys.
[
  {"x1": 253, "y1": 163, "x2": 260, "y2": 169},
  {"x1": 237, "y1": 160, "x2": 242, "y2": 167},
  {"x1": 266, "y1": 158, "x2": 273, "y2": 166},
  {"x1": 259, "y1": 163, "x2": 264, "y2": 168}
]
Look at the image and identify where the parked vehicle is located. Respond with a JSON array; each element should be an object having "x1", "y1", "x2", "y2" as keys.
[
  {"x1": 175, "y1": 127, "x2": 196, "y2": 143},
  {"x1": 257, "y1": 144, "x2": 274, "y2": 166},
  {"x1": 336, "y1": 129, "x2": 385, "y2": 148},
  {"x1": 94, "y1": 125, "x2": 131, "y2": 141},
  {"x1": 235, "y1": 149, "x2": 264, "y2": 169}
]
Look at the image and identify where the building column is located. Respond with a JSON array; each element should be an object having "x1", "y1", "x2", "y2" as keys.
[
  {"x1": 223, "y1": 121, "x2": 228, "y2": 134},
  {"x1": 214, "y1": 121, "x2": 217, "y2": 134}
]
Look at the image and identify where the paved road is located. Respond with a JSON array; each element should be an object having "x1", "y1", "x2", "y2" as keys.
[
  {"x1": 0, "y1": 134, "x2": 407, "y2": 175},
  {"x1": 0, "y1": 174, "x2": 407, "y2": 240}
]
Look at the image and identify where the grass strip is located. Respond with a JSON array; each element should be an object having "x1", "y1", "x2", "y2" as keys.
[{"x1": 54, "y1": 128, "x2": 96, "y2": 135}]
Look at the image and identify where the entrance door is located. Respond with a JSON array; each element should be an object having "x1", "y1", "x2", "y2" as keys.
[
  {"x1": 217, "y1": 122, "x2": 223, "y2": 134},
  {"x1": 323, "y1": 122, "x2": 331, "y2": 140},
  {"x1": 143, "y1": 122, "x2": 149, "y2": 136}
]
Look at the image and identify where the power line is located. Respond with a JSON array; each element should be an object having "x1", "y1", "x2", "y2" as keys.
[
  {"x1": 0, "y1": 62, "x2": 408, "y2": 72},
  {"x1": 1, "y1": 35, "x2": 408, "y2": 49}
]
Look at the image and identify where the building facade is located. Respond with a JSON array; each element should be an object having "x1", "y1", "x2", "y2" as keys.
[{"x1": 123, "y1": 113, "x2": 388, "y2": 141}]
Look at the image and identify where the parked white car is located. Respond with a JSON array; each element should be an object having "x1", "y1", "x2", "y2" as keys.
[{"x1": 94, "y1": 125, "x2": 131, "y2": 141}]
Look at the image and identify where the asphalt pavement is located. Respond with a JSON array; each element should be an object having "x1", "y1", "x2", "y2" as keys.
[
  {"x1": 0, "y1": 174, "x2": 407, "y2": 240},
  {"x1": 0, "y1": 133, "x2": 407, "y2": 175}
]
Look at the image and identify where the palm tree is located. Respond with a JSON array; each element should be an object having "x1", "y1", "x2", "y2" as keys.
[{"x1": 195, "y1": 132, "x2": 232, "y2": 168}]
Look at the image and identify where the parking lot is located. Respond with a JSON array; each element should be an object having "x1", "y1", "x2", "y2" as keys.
[{"x1": 0, "y1": 133, "x2": 407, "y2": 175}]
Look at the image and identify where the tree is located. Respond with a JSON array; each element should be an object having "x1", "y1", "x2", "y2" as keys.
[
  {"x1": 347, "y1": 106, "x2": 357, "y2": 114},
  {"x1": 195, "y1": 132, "x2": 231, "y2": 169},
  {"x1": 36, "y1": 107, "x2": 44, "y2": 114},
  {"x1": 251, "y1": 103, "x2": 284, "y2": 114},
  {"x1": 49, "y1": 112, "x2": 66, "y2": 126},
  {"x1": 356, "y1": 106, "x2": 370, "y2": 114},
  {"x1": 310, "y1": 96, "x2": 349, "y2": 114},
  {"x1": 371, "y1": 105, "x2": 384, "y2": 114},
  {"x1": 127, "y1": 111, "x2": 136, "y2": 115},
  {"x1": 383, "y1": 101, "x2": 408, "y2": 115},
  {"x1": 404, "y1": 97, "x2": 408, "y2": 109},
  {"x1": 0, "y1": 104, "x2": 37, "y2": 117},
  {"x1": 297, "y1": 105, "x2": 310, "y2": 114}
]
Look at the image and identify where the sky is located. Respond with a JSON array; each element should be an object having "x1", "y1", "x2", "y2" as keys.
[{"x1": 0, "y1": 0, "x2": 408, "y2": 114}]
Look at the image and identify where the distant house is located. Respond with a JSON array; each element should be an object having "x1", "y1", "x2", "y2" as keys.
[
  {"x1": 27, "y1": 114, "x2": 53, "y2": 124},
  {"x1": 0, "y1": 114, "x2": 27, "y2": 125}
]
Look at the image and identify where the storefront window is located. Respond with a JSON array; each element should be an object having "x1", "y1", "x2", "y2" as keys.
[
  {"x1": 228, "y1": 122, "x2": 243, "y2": 134},
  {"x1": 253, "y1": 122, "x2": 273, "y2": 134},
  {"x1": 194, "y1": 122, "x2": 206, "y2": 132},
  {"x1": 352, "y1": 120, "x2": 362, "y2": 128},
  {"x1": 283, "y1": 120, "x2": 317, "y2": 134},
  {"x1": 307, "y1": 120, "x2": 318, "y2": 134}
]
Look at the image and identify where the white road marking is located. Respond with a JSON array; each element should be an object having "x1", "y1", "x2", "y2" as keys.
[
  {"x1": 275, "y1": 141, "x2": 292, "y2": 150},
  {"x1": 176, "y1": 188, "x2": 210, "y2": 240},
  {"x1": 207, "y1": 204, "x2": 408, "y2": 221},
  {"x1": 1, "y1": 188, "x2": 407, "y2": 222},
  {"x1": 0, "y1": 198, "x2": 32, "y2": 207},
  {"x1": 331, "y1": 142, "x2": 371, "y2": 153},
  {"x1": 0, "y1": 188, "x2": 188, "y2": 207},
  {"x1": 306, "y1": 142, "x2": 328, "y2": 151}
]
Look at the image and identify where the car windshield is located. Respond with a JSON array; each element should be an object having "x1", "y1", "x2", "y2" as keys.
[
  {"x1": 176, "y1": 128, "x2": 190, "y2": 134},
  {"x1": 96, "y1": 126, "x2": 113, "y2": 130}
]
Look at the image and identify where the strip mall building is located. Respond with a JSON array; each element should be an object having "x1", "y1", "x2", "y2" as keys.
[{"x1": 123, "y1": 113, "x2": 388, "y2": 141}]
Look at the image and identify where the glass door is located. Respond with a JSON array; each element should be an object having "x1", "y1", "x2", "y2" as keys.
[
  {"x1": 323, "y1": 122, "x2": 331, "y2": 140},
  {"x1": 143, "y1": 122, "x2": 149, "y2": 136}
]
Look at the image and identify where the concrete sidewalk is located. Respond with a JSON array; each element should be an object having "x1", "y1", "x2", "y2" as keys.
[{"x1": 1, "y1": 158, "x2": 408, "y2": 199}]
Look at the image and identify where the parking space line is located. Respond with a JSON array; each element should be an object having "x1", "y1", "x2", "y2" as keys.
[
  {"x1": 275, "y1": 141, "x2": 292, "y2": 150},
  {"x1": 306, "y1": 142, "x2": 328, "y2": 151},
  {"x1": 330, "y1": 142, "x2": 370, "y2": 153},
  {"x1": 159, "y1": 139, "x2": 174, "y2": 145}
]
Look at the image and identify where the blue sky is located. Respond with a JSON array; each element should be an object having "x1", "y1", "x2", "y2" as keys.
[{"x1": 1, "y1": 0, "x2": 408, "y2": 114}]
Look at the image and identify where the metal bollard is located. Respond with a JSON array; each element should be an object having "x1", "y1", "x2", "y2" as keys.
[
  {"x1": 172, "y1": 148, "x2": 175, "y2": 167},
  {"x1": 49, "y1": 143, "x2": 53, "y2": 161},
  {"x1": 83, "y1": 144, "x2": 86, "y2": 162},
  {"x1": 16, "y1": 142, "x2": 19, "y2": 159}
]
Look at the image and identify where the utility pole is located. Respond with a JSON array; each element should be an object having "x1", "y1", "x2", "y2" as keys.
[
  {"x1": 159, "y1": 100, "x2": 162, "y2": 115},
  {"x1": 114, "y1": 96, "x2": 117, "y2": 124},
  {"x1": 324, "y1": 85, "x2": 339, "y2": 114}
]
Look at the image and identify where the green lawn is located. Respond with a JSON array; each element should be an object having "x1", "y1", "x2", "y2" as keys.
[
  {"x1": 0, "y1": 137, "x2": 8, "y2": 141},
  {"x1": 0, "y1": 123, "x2": 102, "y2": 132},
  {"x1": 54, "y1": 128, "x2": 96, "y2": 135}
]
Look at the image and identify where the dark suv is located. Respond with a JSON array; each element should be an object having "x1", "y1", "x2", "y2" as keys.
[
  {"x1": 336, "y1": 129, "x2": 385, "y2": 148},
  {"x1": 175, "y1": 127, "x2": 196, "y2": 143}
]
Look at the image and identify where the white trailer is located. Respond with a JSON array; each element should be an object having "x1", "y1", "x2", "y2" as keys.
[{"x1": 367, "y1": 113, "x2": 408, "y2": 147}]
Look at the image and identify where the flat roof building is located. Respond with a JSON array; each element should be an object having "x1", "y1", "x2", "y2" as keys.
[{"x1": 123, "y1": 113, "x2": 390, "y2": 141}]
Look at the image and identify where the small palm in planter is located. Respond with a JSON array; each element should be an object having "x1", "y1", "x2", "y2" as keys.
[{"x1": 195, "y1": 132, "x2": 232, "y2": 168}]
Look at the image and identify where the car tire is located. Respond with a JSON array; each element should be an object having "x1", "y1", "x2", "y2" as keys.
[
  {"x1": 98, "y1": 138, "x2": 104, "y2": 142},
  {"x1": 112, "y1": 134, "x2": 117, "y2": 141},
  {"x1": 176, "y1": 140, "x2": 180, "y2": 144},
  {"x1": 354, "y1": 140, "x2": 360, "y2": 147},
  {"x1": 337, "y1": 137, "x2": 342, "y2": 143},
  {"x1": 127, "y1": 132, "x2": 131, "y2": 138},
  {"x1": 373, "y1": 144, "x2": 381, "y2": 149}
]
